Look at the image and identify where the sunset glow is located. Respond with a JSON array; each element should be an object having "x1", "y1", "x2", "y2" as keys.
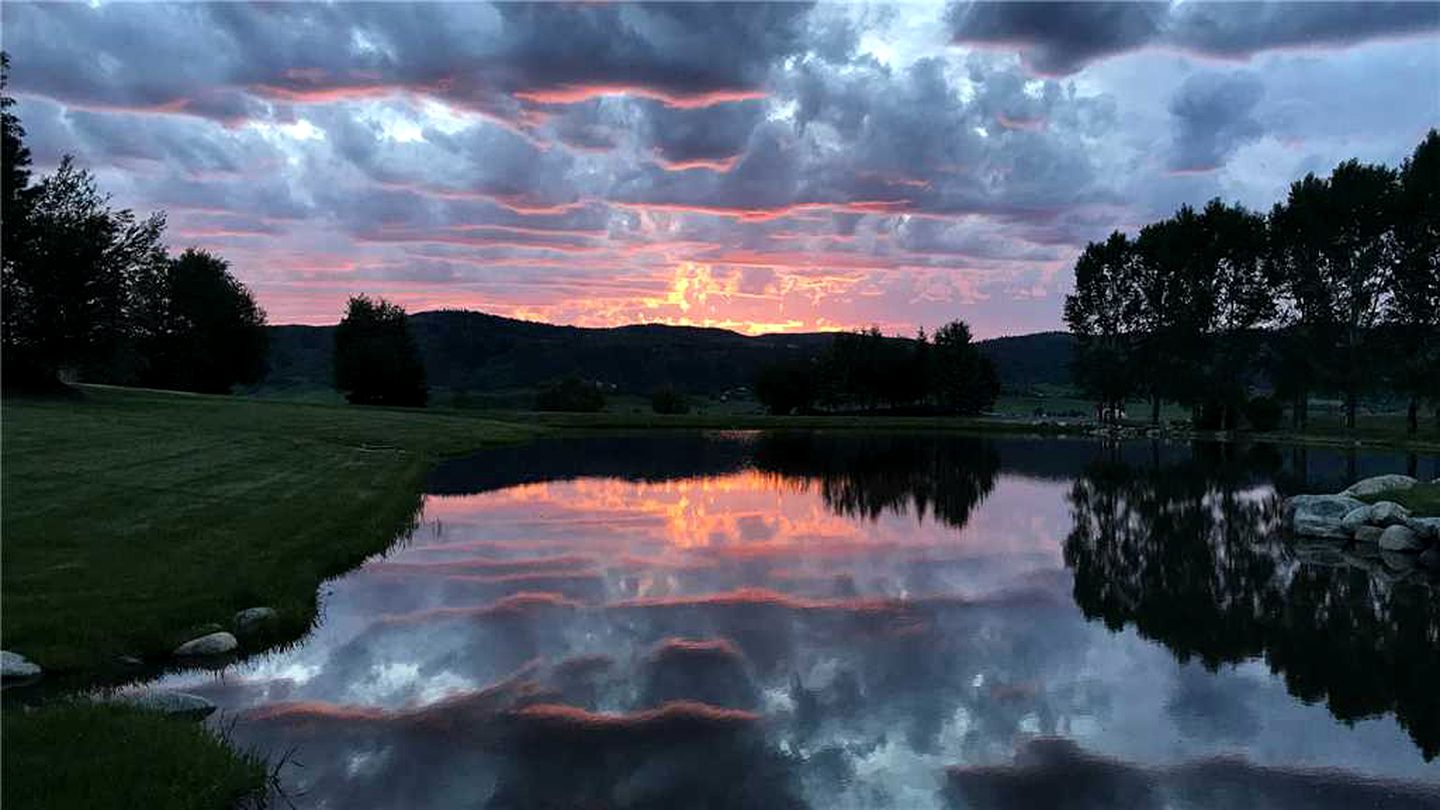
[{"x1": 5, "y1": 3, "x2": 1436, "y2": 336}]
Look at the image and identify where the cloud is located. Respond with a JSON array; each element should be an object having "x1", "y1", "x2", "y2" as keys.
[
  {"x1": 1167, "y1": 71, "x2": 1266, "y2": 173},
  {"x1": 948, "y1": 1, "x2": 1440, "y2": 76}
]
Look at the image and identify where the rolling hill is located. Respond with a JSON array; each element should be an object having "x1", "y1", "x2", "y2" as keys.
[{"x1": 261, "y1": 310, "x2": 1074, "y2": 396}]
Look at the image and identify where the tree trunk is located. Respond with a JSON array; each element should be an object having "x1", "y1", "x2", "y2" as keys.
[
  {"x1": 1345, "y1": 389, "x2": 1357, "y2": 430},
  {"x1": 1150, "y1": 395, "x2": 1161, "y2": 426},
  {"x1": 1407, "y1": 453, "x2": 1418, "y2": 478},
  {"x1": 1407, "y1": 397, "x2": 1418, "y2": 436}
]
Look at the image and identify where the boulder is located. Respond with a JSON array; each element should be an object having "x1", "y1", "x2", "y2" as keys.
[
  {"x1": 1, "y1": 650, "x2": 41, "y2": 680},
  {"x1": 173, "y1": 631, "x2": 238, "y2": 657},
  {"x1": 234, "y1": 607, "x2": 277, "y2": 634},
  {"x1": 113, "y1": 690, "x2": 216, "y2": 720},
  {"x1": 1379, "y1": 524, "x2": 1425, "y2": 552},
  {"x1": 1419, "y1": 546, "x2": 1440, "y2": 570},
  {"x1": 1404, "y1": 517, "x2": 1440, "y2": 541},
  {"x1": 1381, "y1": 550, "x2": 1419, "y2": 574},
  {"x1": 1341, "y1": 475, "x2": 1418, "y2": 497},
  {"x1": 1354, "y1": 525, "x2": 1385, "y2": 544},
  {"x1": 1341, "y1": 507, "x2": 1371, "y2": 533},
  {"x1": 1285, "y1": 494, "x2": 1366, "y2": 539},
  {"x1": 1368, "y1": 501, "x2": 1411, "y2": 527}
]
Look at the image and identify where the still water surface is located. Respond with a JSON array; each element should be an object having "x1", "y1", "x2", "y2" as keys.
[{"x1": 152, "y1": 433, "x2": 1439, "y2": 808}]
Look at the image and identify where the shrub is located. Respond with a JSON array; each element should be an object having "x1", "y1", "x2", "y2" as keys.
[
  {"x1": 650, "y1": 385, "x2": 691, "y2": 415},
  {"x1": 535, "y1": 375, "x2": 605, "y2": 412}
]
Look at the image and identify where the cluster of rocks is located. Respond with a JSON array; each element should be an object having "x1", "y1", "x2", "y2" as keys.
[
  {"x1": 1, "y1": 605, "x2": 278, "y2": 694},
  {"x1": 1284, "y1": 475, "x2": 1440, "y2": 571}
]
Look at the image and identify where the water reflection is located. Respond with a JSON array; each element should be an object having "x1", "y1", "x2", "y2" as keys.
[
  {"x1": 145, "y1": 434, "x2": 1437, "y2": 808},
  {"x1": 1065, "y1": 445, "x2": 1440, "y2": 759}
]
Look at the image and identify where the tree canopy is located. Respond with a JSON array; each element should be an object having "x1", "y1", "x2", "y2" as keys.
[{"x1": 334, "y1": 295, "x2": 428, "y2": 407}]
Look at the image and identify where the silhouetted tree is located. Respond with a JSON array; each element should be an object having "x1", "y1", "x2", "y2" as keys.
[
  {"x1": 755, "y1": 358, "x2": 818, "y2": 415},
  {"x1": 1064, "y1": 232, "x2": 1138, "y2": 421},
  {"x1": 334, "y1": 295, "x2": 427, "y2": 407},
  {"x1": 931, "y1": 319, "x2": 999, "y2": 414},
  {"x1": 1390, "y1": 130, "x2": 1440, "y2": 434},
  {"x1": 2, "y1": 155, "x2": 168, "y2": 388},
  {"x1": 1272, "y1": 161, "x2": 1398, "y2": 429},
  {"x1": 535, "y1": 374, "x2": 604, "y2": 412},
  {"x1": 141, "y1": 248, "x2": 267, "y2": 393}
]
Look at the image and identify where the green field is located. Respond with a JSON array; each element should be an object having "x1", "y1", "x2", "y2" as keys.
[{"x1": 2, "y1": 386, "x2": 537, "y2": 672}]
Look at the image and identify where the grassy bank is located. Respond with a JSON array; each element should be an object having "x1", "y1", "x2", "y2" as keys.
[
  {"x1": 3, "y1": 387, "x2": 537, "y2": 809},
  {"x1": 1358, "y1": 482, "x2": 1440, "y2": 516},
  {"x1": 3, "y1": 703, "x2": 269, "y2": 809},
  {"x1": 2, "y1": 385, "x2": 537, "y2": 672}
]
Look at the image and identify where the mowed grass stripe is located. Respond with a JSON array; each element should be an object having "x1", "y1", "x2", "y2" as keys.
[{"x1": 2, "y1": 386, "x2": 538, "y2": 671}]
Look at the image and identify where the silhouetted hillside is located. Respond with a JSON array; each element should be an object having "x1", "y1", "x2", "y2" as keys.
[{"x1": 261, "y1": 310, "x2": 1075, "y2": 395}]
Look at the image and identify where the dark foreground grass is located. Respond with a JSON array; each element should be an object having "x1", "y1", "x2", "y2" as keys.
[
  {"x1": 2, "y1": 385, "x2": 537, "y2": 672},
  {"x1": 3, "y1": 703, "x2": 268, "y2": 809}
]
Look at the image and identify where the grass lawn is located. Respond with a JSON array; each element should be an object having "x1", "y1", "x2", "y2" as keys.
[
  {"x1": 2, "y1": 386, "x2": 537, "y2": 810},
  {"x1": 1358, "y1": 482, "x2": 1440, "y2": 516},
  {"x1": 2, "y1": 385, "x2": 537, "y2": 672},
  {"x1": 3, "y1": 703, "x2": 269, "y2": 809}
]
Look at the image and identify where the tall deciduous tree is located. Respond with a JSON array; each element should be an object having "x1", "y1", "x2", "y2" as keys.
[
  {"x1": 1064, "y1": 232, "x2": 1138, "y2": 421},
  {"x1": 1390, "y1": 130, "x2": 1440, "y2": 433},
  {"x1": 931, "y1": 320, "x2": 999, "y2": 415},
  {"x1": 2, "y1": 156, "x2": 168, "y2": 387},
  {"x1": 334, "y1": 295, "x2": 427, "y2": 407},
  {"x1": 1273, "y1": 161, "x2": 1398, "y2": 429},
  {"x1": 143, "y1": 248, "x2": 268, "y2": 393}
]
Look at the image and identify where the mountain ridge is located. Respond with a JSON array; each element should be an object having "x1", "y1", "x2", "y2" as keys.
[{"x1": 262, "y1": 309, "x2": 1074, "y2": 394}]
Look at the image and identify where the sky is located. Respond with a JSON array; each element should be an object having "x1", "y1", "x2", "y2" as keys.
[{"x1": 4, "y1": 2, "x2": 1438, "y2": 337}]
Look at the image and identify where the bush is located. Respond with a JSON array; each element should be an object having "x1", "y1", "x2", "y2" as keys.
[
  {"x1": 536, "y1": 375, "x2": 605, "y2": 412},
  {"x1": 1245, "y1": 395, "x2": 1284, "y2": 431},
  {"x1": 650, "y1": 385, "x2": 691, "y2": 415}
]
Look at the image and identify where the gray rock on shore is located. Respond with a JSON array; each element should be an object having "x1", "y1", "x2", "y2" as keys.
[
  {"x1": 1368, "y1": 501, "x2": 1411, "y2": 528},
  {"x1": 113, "y1": 690, "x2": 216, "y2": 720},
  {"x1": 1379, "y1": 524, "x2": 1425, "y2": 552},
  {"x1": 1354, "y1": 525, "x2": 1384, "y2": 544},
  {"x1": 1285, "y1": 494, "x2": 1366, "y2": 538},
  {"x1": 1, "y1": 650, "x2": 41, "y2": 680},
  {"x1": 1341, "y1": 475, "x2": 1418, "y2": 497},
  {"x1": 173, "y1": 631, "x2": 238, "y2": 657},
  {"x1": 234, "y1": 607, "x2": 277, "y2": 634},
  {"x1": 1405, "y1": 517, "x2": 1440, "y2": 541}
]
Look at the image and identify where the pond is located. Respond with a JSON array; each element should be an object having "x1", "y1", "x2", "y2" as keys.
[{"x1": 149, "y1": 433, "x2": 1439, "y2": 808}]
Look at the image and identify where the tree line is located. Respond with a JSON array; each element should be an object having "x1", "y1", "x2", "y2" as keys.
[
  {"x1": 1064, "y1": 130, "x2": 1439, "y2": 433},
  {"x1": 754, "y1": 320, "x2": 999, "y2": 416},
  {"x1": 2, "y1": 56, "x2": 267, "y2": 394}
]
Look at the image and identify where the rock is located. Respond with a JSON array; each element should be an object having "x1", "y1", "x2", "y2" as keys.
[
  {"x1": 1381, "y1": 550, "x2": 1418, "y2": 573},
  {"x1": 1341, "y1": 475, "x2": 1418, "y2": 497},
  {"x1": 234, "y1": 607, "x2": 277, "y2": 634},
  {"x1": 1341, "y1": 506, "x2": 1371, "y2": 533},
  {"x1": 173, "y1": 631, "x2": 238, "y2": 657},
  {"x1": 1404, "y1": 516, "x2": 1440, "y2": 541},
  {"x1": 1354, "y1": 525, "x2": 1384, "y2": 544},
  {"x1": 1419, "y1": 546, "x2": 1440, "y2": 570},
  {"x1": 1368, "y1": 501, "x2": 1411, "y2": 527},
  {"x1": 1, "y1": 651, "x2": 41, "y2": 680},
  {"x1": 113, "y1": 690, "x2": 216, "y2": 720},
  {"x1": 1379, "y1": 524, "x2": 1425, "y2": 552},
  {"x1": 1285, "y1": 494, "x2": 1366, "y2": 539}
]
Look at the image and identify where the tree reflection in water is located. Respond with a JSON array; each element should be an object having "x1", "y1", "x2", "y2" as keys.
[
  {"x1": 753, "y1": 432, "x2": 1001, "y2": 530},
  {"x1": 1064, "y1": 444, "x2": 1440, "y2": 760}
]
